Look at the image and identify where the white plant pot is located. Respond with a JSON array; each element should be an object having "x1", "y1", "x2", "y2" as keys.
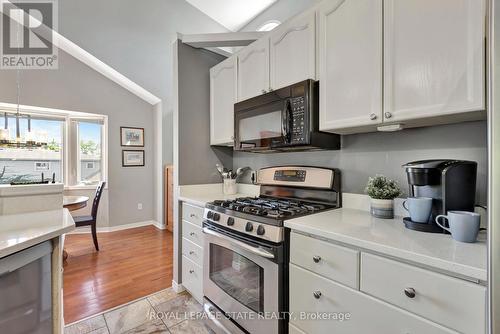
[{"x1": 370, "y1": 198, "x2": 394, "y2": 219}]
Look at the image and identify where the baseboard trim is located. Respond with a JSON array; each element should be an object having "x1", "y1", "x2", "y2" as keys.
[
  {"x1": 68, "y1": 220, "x2": 160, "y2": 234},
  {"x1": 172, "y1": 280, "x2": 185, "y2": 293}
]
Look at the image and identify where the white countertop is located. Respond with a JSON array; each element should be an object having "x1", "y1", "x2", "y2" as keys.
[
  {"x1": 285, "y1": 208, "x2": 487, "y2": 282},
  {"x1": 0, "y1": 209, "x2": 75, "y2": 258},
  {"x1": 178, "y1": 183, "x2": 260, "y2": 207}
]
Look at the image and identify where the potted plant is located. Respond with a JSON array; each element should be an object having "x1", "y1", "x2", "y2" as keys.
[{"x1": 365, "y1": 175, "x2": 402, "y2": 219}]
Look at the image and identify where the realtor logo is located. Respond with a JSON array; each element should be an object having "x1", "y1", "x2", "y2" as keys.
[{"x1": 1, "y1": 0, "x2": 58, "y2": 69}]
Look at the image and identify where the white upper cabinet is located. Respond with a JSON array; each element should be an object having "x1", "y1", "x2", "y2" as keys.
[
  {"x1": 318, "y1": 0, "x2": 383, "y2": 133},
  {"x1": 237, "y1": 38, "x2": 270, "y2": 102},
  {"x1": 383, "y1": 0, "x2": 486, "y2": 122},
  {"x1": 210, "y1": 56, "x2": 237, "y2": 146},
  {"x1": 270, "y1": 11, "x2": 316, "y2": 90}
]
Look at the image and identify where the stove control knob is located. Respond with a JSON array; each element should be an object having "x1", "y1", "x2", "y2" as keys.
[
  {"x1": 206, "y1": 211, "x2": 214, "y2": 219},
  {"x1": 227, "y1": 217, "x2": 235, "y2": 226},
  {"x1": 245, "y1": 222, "x2": 254, "y2": 232},
  {"x1": 257, "y1": 225, "x2": 265, "y2": 236},
  {"x1": 213, "y1": 213, "x2": 221, "y2": 221}
]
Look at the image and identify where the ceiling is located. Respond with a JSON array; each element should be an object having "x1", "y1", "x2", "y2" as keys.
[{"x1": 185, "y1": 0, "x2": 277, "y2": 31}]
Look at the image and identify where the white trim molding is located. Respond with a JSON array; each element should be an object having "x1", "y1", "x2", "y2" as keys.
[{"x1": 171, "y1": 280, "x2": 185, "y2": 293}]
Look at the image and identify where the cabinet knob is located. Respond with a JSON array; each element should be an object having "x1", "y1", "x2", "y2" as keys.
[
  {"x1": 369, "y1": 113, "x2": 377, "y2": 120},
  {"x1": 268, "y1": 87, "x2": 273, "y2": 92},
  {"x1": 190, "y1": 213, "x2": 197, "y2": 218},
  {"x1": 404, "y1": 287, "x2": 416, "y2": 298},
  {"x1": 261, "y1": 89, "x2": 267, "y2": 94},
  {"x1": 312, "y1": 255, "x2": 322, "y2": 263},
  {"x1": 189, "y1": 251, "x2": 195, "y2": 255},
  {"x1": 189, "y1": 232, "x2": 196, "y2": 236},
  {"x1": 384, "y1": 112, "x2": 393, "y2": 119},
  {"x1": 313, "y1": 291, "x2": 322, "y2": 299},
  {"x1": 189, "y1": 269, "x2": 195, "y2": 274}
]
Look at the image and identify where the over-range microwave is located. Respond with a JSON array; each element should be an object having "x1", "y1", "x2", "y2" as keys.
[{"x1": 234, "y1": 80, "x2": 340, "y2": 152}]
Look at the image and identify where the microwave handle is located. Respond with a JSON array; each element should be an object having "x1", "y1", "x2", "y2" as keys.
[{"x1": 282, "y1": 100, "x2": 292, "y2": 143}]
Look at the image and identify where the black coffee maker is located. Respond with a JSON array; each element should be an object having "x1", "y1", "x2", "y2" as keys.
[{"x1": 402, "y1": 159, "x2": 477, "y2": 233}]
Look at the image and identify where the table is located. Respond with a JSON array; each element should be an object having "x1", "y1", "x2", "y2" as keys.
[
  {"x1": 63, "y1": 196, "x2": 89, "y2": 262},
  {"x1": 63, "y1": 196, "x2": 89, "y2": 212}
]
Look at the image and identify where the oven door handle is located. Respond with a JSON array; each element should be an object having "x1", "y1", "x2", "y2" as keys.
[{"x1": 202, "y1": 227, "x2": 275, "y2": 259}]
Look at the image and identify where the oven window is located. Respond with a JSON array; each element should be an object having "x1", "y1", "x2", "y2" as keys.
[
  {"x1": 209, "y1": 244, "x2": 264, "y2": 313},
  {"x1": 239, "y1": 110, "x2": 282, "y2": 142}
]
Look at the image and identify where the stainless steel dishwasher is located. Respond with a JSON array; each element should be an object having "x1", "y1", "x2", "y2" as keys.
[{"x1": 0, "y1": 241, "x2": 53, "y2": 334}]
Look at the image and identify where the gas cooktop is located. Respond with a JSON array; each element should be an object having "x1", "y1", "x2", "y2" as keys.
[{"x1": 208, "y1": 196, "x2": 332, "y2": 219}]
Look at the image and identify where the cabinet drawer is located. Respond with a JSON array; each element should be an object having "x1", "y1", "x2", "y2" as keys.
[
  {"x1": 360, "y1": 253, "x2": 486, "y2": 334},
  {"x1": 182, "y1": 256, "x2": 203, "y2": 303},
  {"x1": 182, "y1": 237, "x2": 203, "y2": 267},
  {"x1": 182, "y1": 202, "x2": 204, "y2": 226},
  {"x1": 290, "y1": 232, "x2": 359, "y2": 289},
  {"x1": 290, "y1": 264, "x2": 457, "y2": 334},
  {"x1": 182, "y1": 220, "x2": 203, "y2": 247}
]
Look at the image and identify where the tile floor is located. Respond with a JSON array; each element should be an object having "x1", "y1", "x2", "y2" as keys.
[{"x1": 64, "y1": 288, "x2": 213, "y2": 334}]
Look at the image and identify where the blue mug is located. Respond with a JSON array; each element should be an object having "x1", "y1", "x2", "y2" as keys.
[
  {"x1": 435, "y1": 211, "x2": 480, "y2": 243},
  {"x1": 403, "y1": 197, "x2": 433, "y2": 223}
]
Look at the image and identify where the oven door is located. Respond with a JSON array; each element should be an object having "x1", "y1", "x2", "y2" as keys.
[
  {"x1": 234, "y1": 99, "x2": 292, "y2": 151},
  {"x1": 203, "y1": 224, "x2": 281, "y2": 334}
]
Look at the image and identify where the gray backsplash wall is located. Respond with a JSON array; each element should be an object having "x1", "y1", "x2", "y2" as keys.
[
  {"x1": 233, "y1": 121, "x2": 488, "y2": 205},
  {"x1": 176, "y1": 43, "x2": 233, "y2": 185}
]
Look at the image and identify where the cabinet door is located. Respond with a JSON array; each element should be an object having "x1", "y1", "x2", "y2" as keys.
[
  {"x1": 210, "y1": 56, "x2": 237, "y2": 146},
  {"x1": 237, "y1": 38, "x2": 270, "y2": 102},
  {"x1": 270, "y1": 11, "x2": 316, "y2": 90},
  {"x1": 289, "y1": 264, "x2": 458, "y2": 334},
  {"x1": 318, "y1": 0, "x2": 383, "y2": 133},
  {"x1": 384, "y1": 0, "x2": 485, "y2": 122}
]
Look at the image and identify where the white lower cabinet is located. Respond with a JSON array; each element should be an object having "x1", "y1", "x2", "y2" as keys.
[
  {"x1": 289, "y1": 264, "x2": 457, "y2": 334},
  {"x1": 360, "y1": 253, "x2": 486, "y2": 334},
  {"x1": 289, "y1": 232, "x2": 486, "y2": 334},
  {"x1": 181, "y1": 202, "x2": 204, "y2": 303}
]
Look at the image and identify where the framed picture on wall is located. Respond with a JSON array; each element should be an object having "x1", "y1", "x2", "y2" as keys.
[
  {"x1": 122, "y1": 150, "x2": 145, "y2": 167},
  {"x1": 121, "y1": 127, "x2": 144, "y2": 147}
]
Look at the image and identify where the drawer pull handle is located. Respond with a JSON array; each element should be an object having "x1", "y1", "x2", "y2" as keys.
[
  {"x1": 404, "y1": 288, "x2": 416, "y2": 298},
  {"x1": 312, "y1": 256, "x2": 321, "y2": 263},
  {"x1": 189, "y1": 232, "x2": 196, "y2": 236},
  {"x1": 189, "y1": 269, "x2": 195, "y2": 274},
  {"x1": 189, "y1": 251, "x2": 195, "y2": 255},
  {"x1": 313, "y1": 291, "x2": 322, "y2": 299}
]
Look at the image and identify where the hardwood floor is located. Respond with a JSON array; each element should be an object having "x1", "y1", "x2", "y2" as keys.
[{"x1": 63, "y1": 225, "x2": 173, "y2": 324}]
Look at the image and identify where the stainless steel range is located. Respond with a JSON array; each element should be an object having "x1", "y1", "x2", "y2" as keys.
[{"x1": 202, "y1": 166, "x2": 341, "y2": 334}]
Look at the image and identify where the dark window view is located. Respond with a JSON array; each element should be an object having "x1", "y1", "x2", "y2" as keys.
[{"x1": 209, "y1": 244, "x2": 264, "y2": 312}]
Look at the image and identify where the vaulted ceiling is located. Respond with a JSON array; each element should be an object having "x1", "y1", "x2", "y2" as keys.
[{"x1": 185, "y1": 0, "x2": 277, "y2": 31}]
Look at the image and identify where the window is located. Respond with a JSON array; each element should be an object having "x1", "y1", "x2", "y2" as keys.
[
  {"x1": 0, "y1": 115, "x2": 64, "y2": 184},
  {"x1": 257, "y1": 20, "x2": 281, "y2": 32},
  {"x1": 0, "y1": 107, "x2": 107, "y2": 188},
  {"x1": 78, "y1": 121, "x2": 103, "y2": 185}
]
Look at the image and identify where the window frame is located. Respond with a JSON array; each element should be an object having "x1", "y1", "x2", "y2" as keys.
[{"x1": 0, "y1": 104, "x2": 108, "y2": 190}]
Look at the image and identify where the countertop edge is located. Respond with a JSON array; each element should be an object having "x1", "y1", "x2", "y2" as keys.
[
  {"x1": 285, "y1": 221, "x2": 487, "y2": 282},
  {"x1": 0, "y1": 210, "x2": 75, "y2": 258}
]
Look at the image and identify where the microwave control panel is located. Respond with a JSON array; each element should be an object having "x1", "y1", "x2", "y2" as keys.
[{"x1": 290, "y1": 97, "x2": 307, "y2": 144}]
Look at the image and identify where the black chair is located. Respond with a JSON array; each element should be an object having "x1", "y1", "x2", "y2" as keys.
[{"x1": 73, "y1": 181, "x2": 106, "y2": 251}]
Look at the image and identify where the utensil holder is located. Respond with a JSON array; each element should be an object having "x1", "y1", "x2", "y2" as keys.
[{"x1": 223, "y1": 179, "x2": 237, "y2": 195}]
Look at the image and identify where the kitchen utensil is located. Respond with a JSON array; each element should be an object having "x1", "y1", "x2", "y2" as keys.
[
  {"x1": 435, "y1": 211, "x2": 481, "y2": 243},
  {"x1": 403, "y1": 197, "x2": 433, "y2": 223}
]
